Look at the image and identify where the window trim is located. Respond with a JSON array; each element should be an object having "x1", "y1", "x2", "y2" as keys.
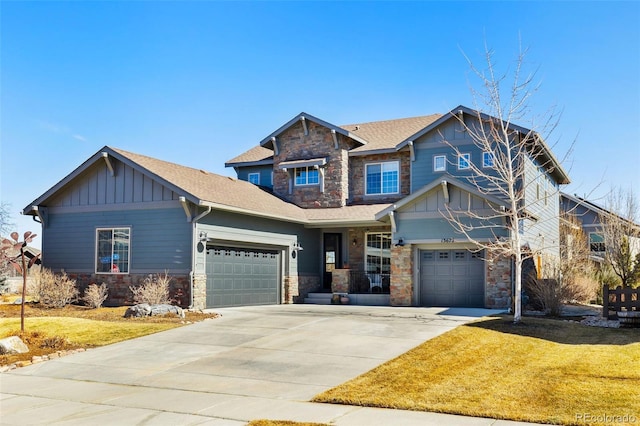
[
  {"x1": 365, "y1": 160, "x2": 400, "y2": 195},
  {"x1": 294, "y1": 166, "x2": 320, "y2": 186},
  {"x1": 365, "y1": 232, "x2": 392, "y2": 274},
  {"x1": 589, "y1": 232, "x2": 605, "y2": 255},
  {"x1": 248, "y1": 172, "x2": 260, "y2": 185},
  {"x1": 95, "y1": 227, "x2": 131, "y2": 275},
  {"x1": 433, "y1": 155, "x2": 447, "y2": 172},
  {"x1": 482, "y1": 151, "x2": 494, "y2": 168},
  {"x1": 458, "y1": 153, "x2": 471, "y2": 170}
]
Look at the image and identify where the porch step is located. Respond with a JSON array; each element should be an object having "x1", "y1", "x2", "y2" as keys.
[{"x1": 304, "y1": 292, "x2": 333, "y2": 305}]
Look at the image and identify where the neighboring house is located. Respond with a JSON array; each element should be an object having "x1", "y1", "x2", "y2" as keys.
[
  {"x1": 560, "y1": 193, "x2": 640, "y2": 262},
  {"x1": 23, "y1": 105, "x2": 570, "y2": 309}
]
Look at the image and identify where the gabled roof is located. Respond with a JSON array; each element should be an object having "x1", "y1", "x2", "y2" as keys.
[
  {"x1": 23, "y1": 146, "x2": 308, "y2": 223},
  {"x1": 343, "y1": 114, "x2": 442, "y2": 155},
  {"x1": 561, "y1": 192, "x2": 640, "y2": 232},
  {"x1": 226, "y1": 113, "x2": 443, "y2": 166},
  {"x1": 375, "y1": 174, "x2": 508, "y2": 221},
  {"x1": 23, "y1": 146, "x2": 390, "y2": 226},
  {"x1": 258, "y1": 112, "x2": 369, "y2": 150},
  {"x1": 397, "y1": 105, "x2": 571, "y2": 185}
]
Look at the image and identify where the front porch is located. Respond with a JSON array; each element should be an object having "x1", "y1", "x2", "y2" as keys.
[{"x1": 305, "y1": 269, "x2": 391, "y2": 306}]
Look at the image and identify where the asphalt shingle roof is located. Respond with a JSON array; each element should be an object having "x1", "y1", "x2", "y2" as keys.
[
  {"x1": 111, "y1": 147, "x2": 308, "y2": 222},
  {"x1": 226, "y1": 113, "x2": 443, "y2": 165}
]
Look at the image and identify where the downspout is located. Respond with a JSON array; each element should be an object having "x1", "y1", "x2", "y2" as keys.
[{"x1": 192, "y1": 206, "x2": 212, "y2": 223}]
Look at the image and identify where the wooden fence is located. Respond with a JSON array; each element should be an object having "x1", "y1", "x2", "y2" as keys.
[{"x1": 603, "y1": 285, "x2": 640, "y2": 319}]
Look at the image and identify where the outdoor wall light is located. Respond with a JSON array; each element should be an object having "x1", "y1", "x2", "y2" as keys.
[
  {"x1": 395, "y1": 238, "x2": 405, "y2": 247},
  {"x1": 352, "y1": 238, "x2": 357, "y2": 246},
  {"x1": 199, "y1": 231, "x2": 208, "y2": 242},
  {"x1": 293, "y1": 242, "x2": 304, "y2": 251}
]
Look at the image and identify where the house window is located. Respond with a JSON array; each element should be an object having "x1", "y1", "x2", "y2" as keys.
[
  {"x1": 96, "y1": 228, "x2": 130, "y2": 274},
  {"x1": 366, "y1": 161, "x2": 399, "y2": 195},
  {"x1": 248, "y1": 173, "x2": 260, "y2": 185},
  {"x1": 294, "y1": 167, "x2": 319, "y2": 186},
  {"x1": 482, "y1": 151, "x2": 494, "y2": 168},
  {"x1": 589, "y1": 233, "x2": 605, "y2": 255},
  {"x1": 434, "y1": 155, "x2": 446, "y2": 172},
  {"x1": 365, "y1": 233, "x2": 391, "y2": 275},
  {"x1": 458, "y1": 153, "x2": 471, "y2": 170}
]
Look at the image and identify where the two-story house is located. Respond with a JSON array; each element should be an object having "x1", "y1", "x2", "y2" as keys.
[{"x1": 23, "y1": 105, "x2": 570, "y2": 310}]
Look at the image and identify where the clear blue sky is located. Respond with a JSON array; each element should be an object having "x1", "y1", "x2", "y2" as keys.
[{"x1": 1, "y1": 1, "x2": 639, "y2": 248}]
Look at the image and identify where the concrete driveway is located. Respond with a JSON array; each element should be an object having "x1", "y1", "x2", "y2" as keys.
[{"x1": 1, "y1": 304, "x2": 528, "y2": 425}]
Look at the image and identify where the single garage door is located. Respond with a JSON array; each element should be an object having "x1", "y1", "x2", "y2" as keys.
[
  {"x1": 420, "y1": 249, "x2": 485, "y2": 307},
  {"x1": 205, "y1": 246, "x2": 280, "y2": 308}
]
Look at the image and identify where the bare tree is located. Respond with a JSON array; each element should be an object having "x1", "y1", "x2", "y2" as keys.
[
  {"x1": 0, "y1": 202, "x2": 14, "y2": 238},
  {"x1": 599, "y1": 188, "x2": 640, "y2": 287},
  {"x1": 442, "y1": 45, "x2": 568, "y2": 323}
]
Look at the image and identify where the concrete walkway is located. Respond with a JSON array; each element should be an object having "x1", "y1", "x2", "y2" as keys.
[{"x1": 1, "y1": 304, "x2": 537, "y2": 425}]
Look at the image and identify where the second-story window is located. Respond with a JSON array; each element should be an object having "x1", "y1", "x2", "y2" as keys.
[
  {"x1": 433, "y1": 155, "x2": 446, "y2": 172},
  {"x1": 482, "y1": 151, "x2": 494, "y2": 168},
  {"x1": 248, "y1": 173, "x2": 260, "y2": 185},
  {"x1": 458, "y1": 153, "x2": 471, "y2": 170},
  {"x1": 294, "y1": 167, "x2": 319, "y2": 186},
  {"x1": 366, "y1": 161, "x2": 399, "y2": 195}
]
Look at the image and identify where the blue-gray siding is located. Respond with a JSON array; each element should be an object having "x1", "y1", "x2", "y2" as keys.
[
  {"x1": 49, "y1": 159, "x2": 178, "y2": 207},
  {"x1": 236, "y1": 166, "x2": 273, "y2": 188},
  {"x1": 197, "y1": 209, "x2": 321, "y2": 275},
  {"x1": 522, "y1": 156, "x2": 560, "y2": 257},
  {"x1": 43, "y1": 207, "x2": 191, "y2": 274}
]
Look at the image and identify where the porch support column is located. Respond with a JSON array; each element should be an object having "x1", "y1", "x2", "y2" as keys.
[{"x1": 390, "y1": 244, "x2": 413, "y2": 306}]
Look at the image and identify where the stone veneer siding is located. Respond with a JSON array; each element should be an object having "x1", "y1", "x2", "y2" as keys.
[
  {"x1": 348, "y1": 151, "x2": 411, "y2": 205},
  {"x1": 331, "y1": 269, "x2": 350, "y2": 294},
  {"x1": 192, "y1": 273, "x2": 206, "y2": 310},
  {"x1": 390, "y1": 245, "x2": 413, "y2": 306},
  {"x1": 485, "y1": 250, "x2": 513, "y2": 309},
  {"x1": 69, "y1": 273, "x2": 191, "y2": 308},
  {"x1": 272, "y1": 120, "x2": 358, "y2": 208},
  {"x1": 295, "y1": 274, "x2": 321, "y2": 303}
]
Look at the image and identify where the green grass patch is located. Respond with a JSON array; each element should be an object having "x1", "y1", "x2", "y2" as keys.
[{"x1": 313, "y1": 316, "x2": 640, "y2": 425}]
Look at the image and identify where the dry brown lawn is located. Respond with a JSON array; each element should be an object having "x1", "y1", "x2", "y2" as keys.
[
  {"x1": 0, "y1": 302, "x2": 218, "y2": 366},
  {"x1": 313, "y1": 316, "x2": 640, "y2": 425}
]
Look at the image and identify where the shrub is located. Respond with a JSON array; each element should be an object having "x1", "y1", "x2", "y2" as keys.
[
  {"x1": 30, "y1": 268, "x2": 79, "y2": 308},
  {"x1": 83, "y1": 283, "x2": 109, "y2": 309},
  {"x1": 130, "y1": 271, "x2": 172, "y2": 305}
]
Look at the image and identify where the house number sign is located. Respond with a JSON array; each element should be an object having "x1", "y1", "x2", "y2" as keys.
[{"x1": 441, "y1": 238, "x2": 455, "y2": 243}]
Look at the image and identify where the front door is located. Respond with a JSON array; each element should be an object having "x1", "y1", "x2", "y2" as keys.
[{"x1": 323, "y1": 233, "x2": 342, "y2": 290}]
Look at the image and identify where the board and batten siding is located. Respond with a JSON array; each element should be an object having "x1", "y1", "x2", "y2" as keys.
[
  {"x1": 49, "y1": 159, "x2": 179, "y2": 207},
  {"x1": 395, "y1": 184, "x2": 508, "y2": 243},
  {"x1": 43, "y1": 207, "x2": 192, "y2": 274}
]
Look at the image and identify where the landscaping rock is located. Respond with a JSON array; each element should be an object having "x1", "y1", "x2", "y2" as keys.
[
  {"x1": 0, "y1": 336, "x2": 29, "y2": 355},
  {"x1": 124, "y1": 303, "x2": 184, "y2": 319}
]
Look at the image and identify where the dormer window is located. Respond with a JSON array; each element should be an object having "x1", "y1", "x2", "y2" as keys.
[
  {"x1": 248, "y1": 173, "x2": 260, "y2": 185},
  {"x1": 294, "y1": 167, "x2": 319, "y2": 186},
  {"x1": 366, "y1": 161, "x2": 399, "y2": 195}
]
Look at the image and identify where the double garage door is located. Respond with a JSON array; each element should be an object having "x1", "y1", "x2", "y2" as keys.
[
  {"x1": 420, "y1": 249, "x2": 485, "y2": 308},
  {"x1": 205, "y1": 246, "x2": 280, "y2": 308}
]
